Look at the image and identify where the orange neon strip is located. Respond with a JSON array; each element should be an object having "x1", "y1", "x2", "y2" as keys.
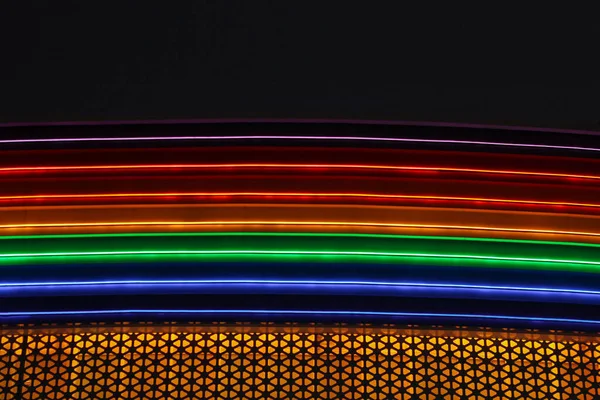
[
  {"x1": 4, "y1": 204, "x2": 600, "y2": 243},
  {"x1": 0, "y1": 163, "x2": 598, "y2": 180},
  {"x1": 2, "y1": 192, "x2": 600, "y2": 209},
  {"x1": 3, "y1": 220, "x2": 600, "y2": 239}
]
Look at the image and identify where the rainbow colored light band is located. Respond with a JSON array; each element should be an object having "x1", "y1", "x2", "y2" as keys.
[{"x1": 2, "y1": 123, "x2": 599, "y2": 331}]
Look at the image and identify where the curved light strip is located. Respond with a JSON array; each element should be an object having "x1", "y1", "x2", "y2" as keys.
[
  {"x1": 0, "y1": 163, "x2": 597, "y2": 180},
  {"x1": 1, "y1": 250, "x2": 599, "y2": 267},
  {"x1": 2, "y1": 279, "x2": 600, "y2": 295},
  {"x1": 1, "y1": 135, "x2": 599, "y2": 153},
  {"x1": 1, "y1": 192, "x2": 598, "y2": 209},
  {"x1": 2, "y1": 220, "x2": 600, "y2": 239},
  {"x1": 1, "y1": 309, "x2": 599, "y2": 325},
  {"x1": 5, "y1": 280, "x2": 600, "y2": 308},
  {"x1": 2, "y1": 231, "x2": 600, "y2": 249}
]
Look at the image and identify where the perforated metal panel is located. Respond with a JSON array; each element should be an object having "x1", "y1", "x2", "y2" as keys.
[{"x1": 1, "y1": 322, "x2": 599, "y2": 399}]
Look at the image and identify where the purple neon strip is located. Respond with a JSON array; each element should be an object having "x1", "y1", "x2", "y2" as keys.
[
  {"x1": 1, "y1": 134, "x2": 599, "y2": 152},
  {"x1": 1, "y1": 118, "x2": 600, "y2": 137},
  {"x1": 1, "y1": 309, "x2": 600, "y2": 326}
]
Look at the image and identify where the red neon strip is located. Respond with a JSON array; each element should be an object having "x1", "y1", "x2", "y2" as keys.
[
  {"x1": 0, "y1": 163, "x2": 598, "y2": 181},
  {"x1": 3, "y1": 146, "x2": 600, "y2": 179},
  {"x1": 1, "y1": 192, "x2": 599, "y2": 209}
]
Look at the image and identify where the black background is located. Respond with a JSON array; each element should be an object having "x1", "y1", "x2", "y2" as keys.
[{"x1": 1, "y1": 2, "x2": 599, "y2": 132}]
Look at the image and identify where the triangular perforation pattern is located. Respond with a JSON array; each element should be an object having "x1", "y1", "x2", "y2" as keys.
[{"x1": 1, "y1": 323, "x2": 598, "y2": 399}]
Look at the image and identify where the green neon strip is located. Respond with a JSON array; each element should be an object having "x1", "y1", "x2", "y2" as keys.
[
  {"x1": 0, "y1": 250, "x2": 599, "y2": 272},
  {"x1": 3, "y1": 249, "x2": 600, "y2": 264},
  {"x1": 1, "y1": 233, "x2": 599, "y2": 260},
  {"x1": 1, "y1": 231, "x2": 600, "y2": 249},
  {"x1": 2, "y1": 233, "x2": 600, "y2": 272}
]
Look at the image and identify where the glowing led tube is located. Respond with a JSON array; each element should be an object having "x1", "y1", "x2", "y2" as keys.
[
  {"x1": 2, "y1": 192, "x2": 600, "y2": 210},
  {"x1": 2, "y1": 204, "x2": 597, "y2": 228},
  {"x1": 1, "y1": 309, "x2": 600, "y2": 326},
  {"x1": 1, "y1": 135, "x2": 599, "y2": 153},
  {"x1": 1, "y1": 231, "x2": 600, "y2": 258},
  {"x1": 3, "y1": 280, "x2": 600, "y2": 303},
  {"x1": 2, "y1": 251, "x2": 600, "y2": 274},
  {"x1": 0, "y1": 250, "x2": 592, "y2": 266},
  {"x1": 2, "y1": 231, "x2": 600, "y2": 249},
  {"x1": 1, "y1": 163, "x2": 598, "y2": 181},
  {"x1": 3, "y1": 233, "x2": 600, "y2": 272},
  {"x1": 1, "y1": 279, "x2": 598, "y2": 293},
  {"x1": 3, "y1": 220, "x2": 600, "y2": 242}
]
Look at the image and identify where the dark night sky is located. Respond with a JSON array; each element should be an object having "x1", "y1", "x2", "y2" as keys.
[{"x1": 1, "y1": 2, "x2": 599, "y2": 132}]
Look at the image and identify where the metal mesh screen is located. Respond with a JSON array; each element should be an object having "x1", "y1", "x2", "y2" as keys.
[{"x1": 2, "y1": 322, "x2": 599, "y2": 399}]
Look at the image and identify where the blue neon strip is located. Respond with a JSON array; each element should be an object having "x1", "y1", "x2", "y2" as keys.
[
  {"x1": 3, "y1": 280, "x2": 599, "y2": 304},
  {"x1": 1, "y1": 309, "x2": 600, "y2": 326}
]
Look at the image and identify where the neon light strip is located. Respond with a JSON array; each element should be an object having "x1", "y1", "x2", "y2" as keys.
[
  {"x1": 4, "y1": 282, "x2": 600, "y2": 306},
  {"x1": 1, "y1": 163, "x2": 597, "y2": 180},
  {"x1": 2, "y1": 221, "x2": 599, "y2": 239},
  {"x1": 1, "y1": 192, "x2": 598, "y2": 209},
  {"x1": 1, "y1": 135, "x2": 599, "y2": 153},
  {"x1": 1, "y1": 309, "x2": 599, "y2": 325},
  {"x1": 2, "y1": 231, "x2": 600, "y2": 249},
  {"x1": 1, "y1": 250, "x2": 598, "y2": 267},
  {"x1": 2, "y1": 279, "x2": 599, "y2": 296}
]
